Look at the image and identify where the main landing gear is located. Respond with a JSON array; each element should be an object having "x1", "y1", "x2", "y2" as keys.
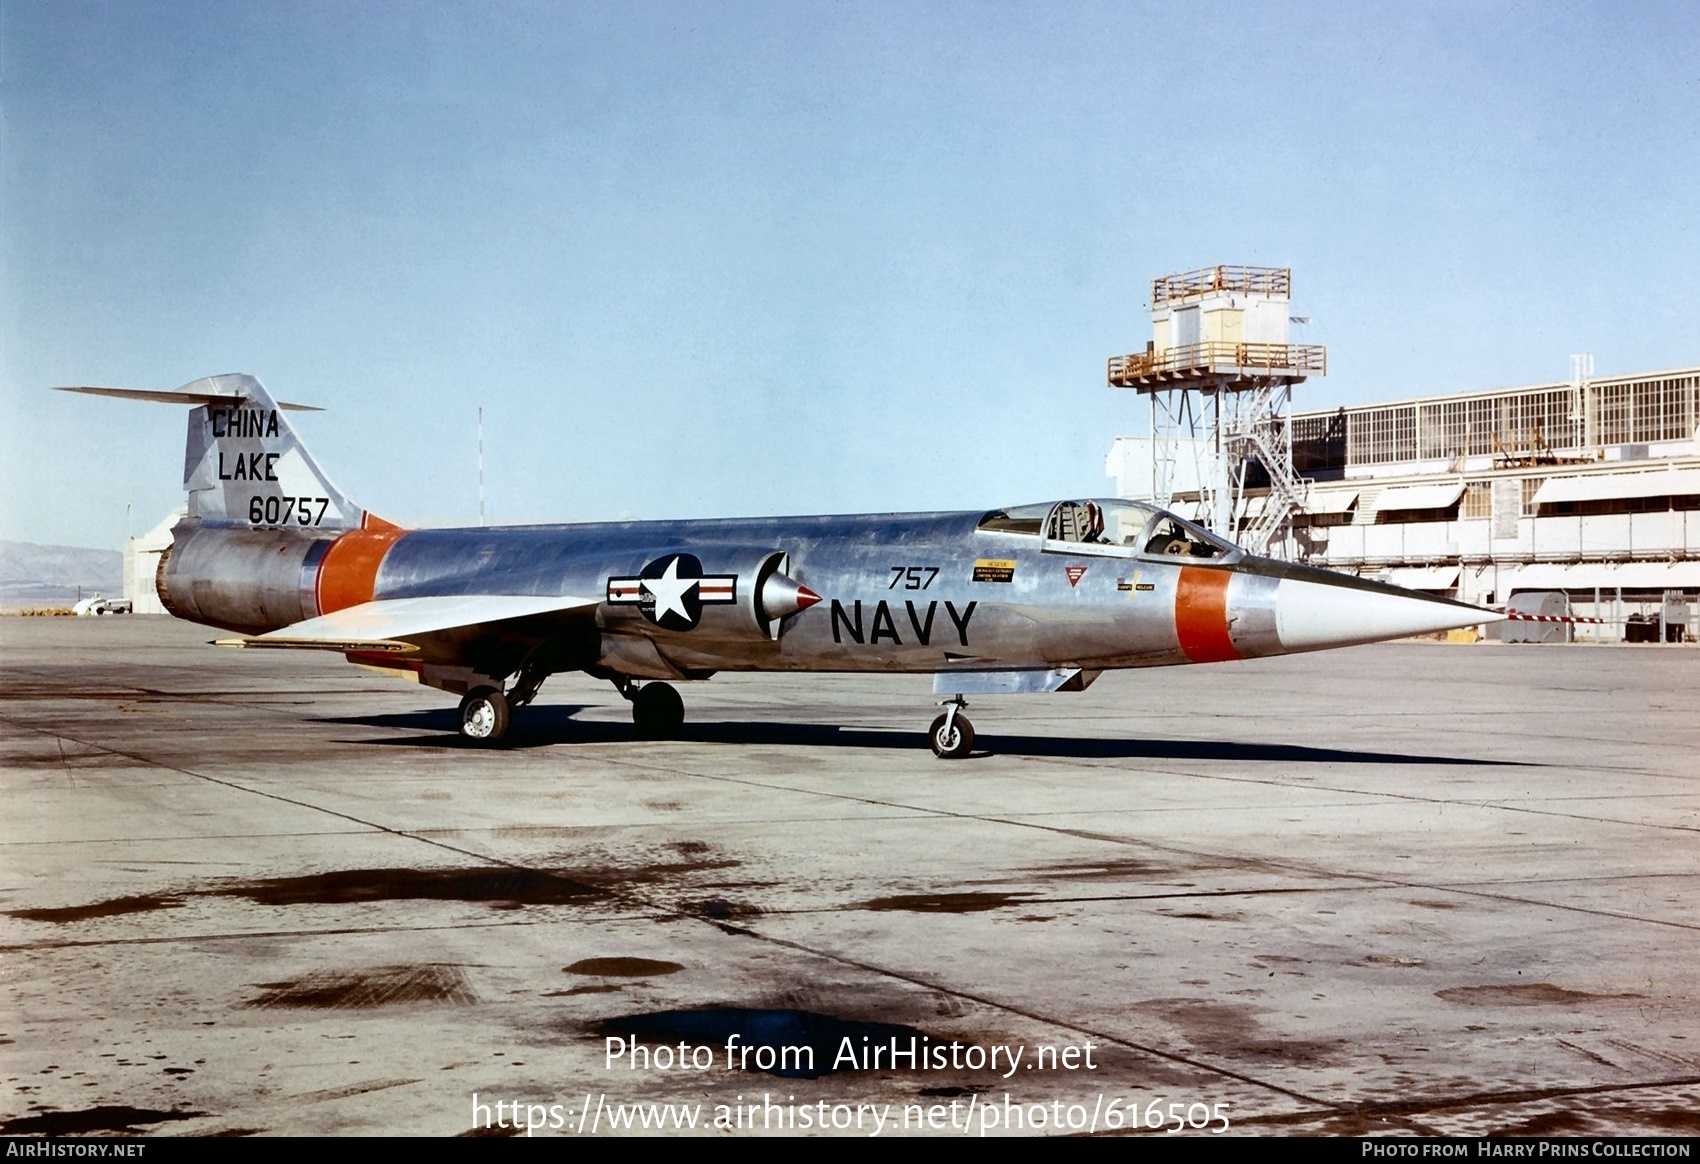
[
  {"x1": 456, "y1": 667, "x2": 548, "y2": 744},
  {"x1": 617, "y1": 679, "x2": 685, "y2": 740},
  {"x1": 929, "y1": 695, "x2": 974, "y2": 760},
  {"x1": 458, "y1": 686, "x2": 510, "y2": 743},
  {"x1": 461, "y1": 674, "x2": 967, "y2": 756}
]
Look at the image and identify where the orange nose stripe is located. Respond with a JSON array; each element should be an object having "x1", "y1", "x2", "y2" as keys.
[
  {"x1": 1175, "y1": 566, "x2": 1241, "y2": 663},
  {"x1": 315, "y1": 527, "x2": 408, "y2": 614}
]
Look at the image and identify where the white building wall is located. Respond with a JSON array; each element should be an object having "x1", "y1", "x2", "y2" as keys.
[
  {"x1": 1106, "y1": 436, "x2": 1214, "y2": 503},
  {"x1": 124, "y1": 507, "x2": 183, "y2": 615}
]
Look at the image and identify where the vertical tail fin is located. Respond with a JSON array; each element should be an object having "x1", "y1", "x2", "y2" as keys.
[
  {"x1": 177, "y1": 374, "x2": 371, "y2": 530},
  {"x1": 56, "y1": 374, "x2": 390, "y2": 532}
]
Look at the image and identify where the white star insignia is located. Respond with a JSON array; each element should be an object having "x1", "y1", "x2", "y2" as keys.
[{"x1": 643, "y1": 556, "x2": 699, "y2": 623}]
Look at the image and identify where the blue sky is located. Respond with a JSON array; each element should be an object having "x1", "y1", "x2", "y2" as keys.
[{"x1": 4, "y1": 0, "x2": 1697, "y2": 549}]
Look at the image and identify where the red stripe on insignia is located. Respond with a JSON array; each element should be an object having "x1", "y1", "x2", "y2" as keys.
[{"x1": 1174, "y1": 566, "x2": 1241, "y2": 663}]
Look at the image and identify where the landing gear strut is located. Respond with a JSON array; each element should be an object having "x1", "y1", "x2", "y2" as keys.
[
  {"x1": 617, "y1": 679, "x2": 685, "y2": 740},
  {"x1": 458, "y1": 686, "x2": 510, "y2": 743},
  {"x1": 506, "y1": 668, "x2": 547, "y2": 711},
  {"x1": 929, "y1": 695, "x2": 974, "y2": 759}
]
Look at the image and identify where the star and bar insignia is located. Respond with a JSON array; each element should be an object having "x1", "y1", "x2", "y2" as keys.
[{"x1": 606, "y1": 553, "x2": 737, "y2": 632}]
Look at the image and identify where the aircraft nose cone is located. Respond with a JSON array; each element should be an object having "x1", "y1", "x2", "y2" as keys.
[{"x1": 1273, "y1": 570, "x2": 1501, "y2": 653}]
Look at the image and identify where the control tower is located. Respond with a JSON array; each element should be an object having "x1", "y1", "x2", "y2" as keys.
[{"x1": 1107, "y1": 265, "x2": 1326, "y2": 558}]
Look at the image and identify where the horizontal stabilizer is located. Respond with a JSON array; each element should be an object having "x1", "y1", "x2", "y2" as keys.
[
  {"x1": 216, "y1": 593, "x2": 599, "y2": 652},
  {"x1": 53, "y1": 385, "x2": 323, "y2": 411}
]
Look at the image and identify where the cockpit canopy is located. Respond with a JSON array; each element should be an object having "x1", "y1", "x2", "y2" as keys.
[{"x1": 976, "y1": 499, "x2": 1240, "y2": 561}]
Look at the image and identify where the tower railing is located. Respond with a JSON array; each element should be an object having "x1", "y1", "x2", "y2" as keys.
[
  {"x1": 1108, "y1": 342, "x2": 1327, "y2": 387},
  {"x1": 1150, "y1": 266, "x2": 1292, "y2": 305}
]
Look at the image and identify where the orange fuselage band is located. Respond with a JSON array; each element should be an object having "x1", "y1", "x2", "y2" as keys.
[
  {"x1": 315, "y1": 527, "x2": 409, "y2": 615},
  {"x1": 1174, "y1": 566, "x2": 1241, "y2": 663}
]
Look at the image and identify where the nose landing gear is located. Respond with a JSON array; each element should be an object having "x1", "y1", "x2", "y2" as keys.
[{"x1": 929, "y1": 695, "x2": 974, "y2": 759}]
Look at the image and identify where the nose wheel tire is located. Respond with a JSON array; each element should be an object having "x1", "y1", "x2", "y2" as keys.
[
  {"x1": 459, "y1": 686, "x2": 511, "y2": 743},
  {"x1": 631, "y1": 682, "x2": 685, "y2": 740},
  {"x1": 928, "y1": 712, "x2": 974, "y2": 759}
]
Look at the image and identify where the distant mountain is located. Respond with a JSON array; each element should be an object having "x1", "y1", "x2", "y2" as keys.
[{"x1": 0, "y1": 540, "x2": 124, "y2": 605}]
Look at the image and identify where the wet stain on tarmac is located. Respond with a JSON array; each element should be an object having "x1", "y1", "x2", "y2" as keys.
[
  {"x1": 1489, "y1": 1105, "x2": 1700, "y2": 1138},
  {"x1": 585, "y1": 857, "x2": 743, "y2": 887},
  {"x1": 1644, "y1": 1109, "x2": 1700, "y2": 1134},
  {"x1": 5, "y1": 893, "x2": 185, "y2": 923},
  {"x1": 0, "y1": 1106, "x2": 205, "y2": 1135},
  {"x1": 596, "y1": 1009, "x2": 930, "y2": 1078},
  {"x1": 2, "y1": 856, "x2": 746, "y2": 926},
  {"x1": 1138, "y1": 998, "x2": 1349, "y2": 1065},
  {"x1": 688, "y1": 898, "x2": 763, "y2": 921},
  {"x1": 215, "y1": 868, "x2": 601, "y2": 909},
  {"x1": 1025, "y1": 858, "x2": 1179, "y2": 881},
  {"x1": 565, "y1": 958, "x2": 684, "y2": 977},
  {"x1": 1233, "y1": 1037, "x2": 1350, "y2": 1065},
  {"x1": 851, "y1": 892, "x2": 1036, "y2": 913},
  {"x1": 1492, "y1": 1110, "x2": 1594, "y2": 1135},
  {"x1": 458, "y1": 1123, "x2": 525, "y2": 1137},
  {"x1": 7, "y1": 755, "x2": 136, "y2": 770},
  {"x1": 246, "y1": 964, "x2": 476, "y2": 1009},
  {"x1": 1435, "y1": 983, "x2": 1641, "y2": 1006}
]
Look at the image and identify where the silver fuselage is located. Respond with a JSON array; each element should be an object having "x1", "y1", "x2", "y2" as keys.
[{"x1": 163, "y1": 504, "x2": 1489, "y2": 688}]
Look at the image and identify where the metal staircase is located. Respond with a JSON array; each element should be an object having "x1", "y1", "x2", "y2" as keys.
[{"x1": 1223, "y1": 380, "x2": 1307, "y2": 557}]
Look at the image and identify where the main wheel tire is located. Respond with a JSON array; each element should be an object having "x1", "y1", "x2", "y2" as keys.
[
  {"x1": 459, "y1": 686, "x2": 510, "y2": 743},
  {"x1": 928, "y1": 712, "x2": 974, "y2": 759},
  {"x1": 631, "y1": 682, "x2": 685, "y2": 740}
]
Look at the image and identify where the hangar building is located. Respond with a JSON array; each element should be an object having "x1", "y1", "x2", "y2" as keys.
[
  {"x1": 1103, "y1": 266, "x2": 1696, "y2": 642},
  {"x1": 1110, "y1": 363, "x2": 1699, "y2": 642}
]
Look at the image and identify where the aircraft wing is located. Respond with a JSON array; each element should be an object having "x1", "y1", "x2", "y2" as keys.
[{"x1": 215, "y1": 594, "x2": 599, "y2": 654}]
